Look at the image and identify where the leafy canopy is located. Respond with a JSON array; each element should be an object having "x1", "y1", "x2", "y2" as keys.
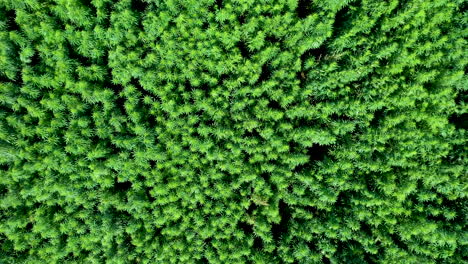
[{"x1": 0, "y1": 0, "x2": 466, "y2": 263}]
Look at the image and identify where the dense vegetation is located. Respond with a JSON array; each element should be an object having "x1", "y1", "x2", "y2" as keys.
[{"x1": 1, "y1": 0, "x2": 467, "y2": 263}]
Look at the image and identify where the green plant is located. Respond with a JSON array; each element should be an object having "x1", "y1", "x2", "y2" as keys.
[{"x1": 0, "y1": 0, "x2": 466, "y2": 263}]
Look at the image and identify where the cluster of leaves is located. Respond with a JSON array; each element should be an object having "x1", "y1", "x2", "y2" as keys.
[{"x1": 0, "y1": 0, "x2": 466, "y2": 263}]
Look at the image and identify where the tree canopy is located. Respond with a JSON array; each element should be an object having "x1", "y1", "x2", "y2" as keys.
[{"x1": 0, "y1": 0, "x2": 466, "y2": 263}]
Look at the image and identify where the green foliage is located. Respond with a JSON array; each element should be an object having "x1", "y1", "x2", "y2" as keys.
[{"x1": 0, "y1": 0, "x2": 466, "y2": 263}]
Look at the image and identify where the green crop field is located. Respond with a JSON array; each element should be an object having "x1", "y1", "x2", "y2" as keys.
[{"x1": 0, "y1": 0, "x2": 466, "y2": 263}]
